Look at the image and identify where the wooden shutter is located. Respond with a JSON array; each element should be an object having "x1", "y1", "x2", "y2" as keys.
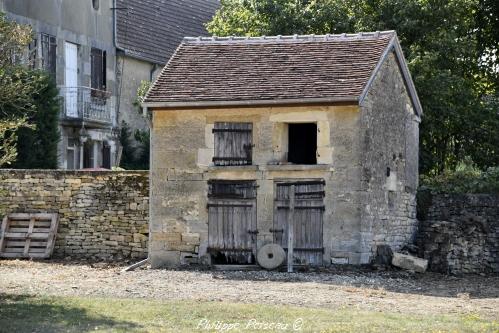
[
  {"x1": 207, "y1": 181, "x2": 257, "y2": 264},
  {"x1": 0, "y1": 213, "x2": 59, "y2": 258},
  {"x1": 41, "y1": 33, "x2": 57, "y2": 77},
  {"x1": 273, "y1": 180, "x2": 325, "y2": 266},
  {"x1": 213, "y1": 122, "x2": 253, "y2": 166},
  {"x1": 91, "y1": 48, "x2": 104, "y2": 91}
]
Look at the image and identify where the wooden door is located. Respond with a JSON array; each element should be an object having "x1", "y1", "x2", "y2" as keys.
[
  {"x1": 64, "y1": 42, "x2": 78, "y2": 117},
  {"x1": 207, "y1": 180, "x2": 257, "y2": 264},
  {"x1": 273, "y1": 180, "x2": 325, "y2": 266}
]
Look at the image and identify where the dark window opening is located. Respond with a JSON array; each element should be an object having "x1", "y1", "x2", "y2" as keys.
[
  {"x1": 288, "y1": 123, "x2": 317, "y2": 164},
  {"x1": 91, "y1": 48, "x2": 106, "y2": 92},
  {"x1": 102, "y1": 144, "x2": 111, "y2": 169},
  {"x1": 92, "y1": 0, "x2": 99, "y2": 10},
  {"x1": 83, "y1": 141, "x2": 94, "y2": 168},
  {"x1": 213, "y1": 122, "x2": 253, "y2": 166},
  {"x1": 41, "y1": 33, "x2": 56, "y2": 77}
]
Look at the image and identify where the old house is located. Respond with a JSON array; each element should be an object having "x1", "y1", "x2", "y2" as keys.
[
  {"x1": 0, "y1": 0, "x2": 218, "y2": 169},
  {"x1": 147, "y1": 32, "x2": 423, "y2": 268},
  {"x1": 114, "y1": 0, "x2": 219, "y2": 142},
  {"x1": 1, "y1": 0, "x2": 119, "y2": 169}
]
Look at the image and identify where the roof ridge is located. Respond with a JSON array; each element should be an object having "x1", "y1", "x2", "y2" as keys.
[{"x1": 183, "y1": 31, "x2": 396, "y2": 43}]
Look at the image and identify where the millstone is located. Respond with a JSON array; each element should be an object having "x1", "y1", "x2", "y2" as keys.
[{"x1": 257, "y1": 243, "x2": 286, "y2": 270}]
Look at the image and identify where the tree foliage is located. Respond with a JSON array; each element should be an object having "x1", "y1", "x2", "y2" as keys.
[
  {"x1": 119, "y1": 121, "x2": 149, "y2": 170},
  {"x1": 12, "y1": 73, "x2": 60, "y2": 169},
  {"x1": 207, "y1": 0, "x2": 499, "y2": 175},
  {"x1": 0, "y1": 12, "x2": 45, "y2": 167}
]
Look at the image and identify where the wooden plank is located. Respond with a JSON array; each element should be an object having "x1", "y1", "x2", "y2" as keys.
[
  {"x1": 3, "y1": 232, "x2": 50, "y2": 239},
  {"x1": 0, "y1": 216, "x2": 9, "y2": 253},
  {"x1": 287, "y1": 185, "x2": 295, "y2": 273},
  {"x1": 44, "y1": 214, "x2": 59, "y2": 258},
  {"x1": 5, "y1": 241, "x2": 47, "y2": 247},
  {"x1": 23, "y1": 216, "x2": 36, "y2": 256}
]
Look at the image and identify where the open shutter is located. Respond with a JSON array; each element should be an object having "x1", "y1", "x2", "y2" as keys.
[
  {"x1": 213, "y1": 122, "x2": 253, "y2": 166},
  {"x1": 91, "y1": 48, "x2": 103, "y2": 91}
]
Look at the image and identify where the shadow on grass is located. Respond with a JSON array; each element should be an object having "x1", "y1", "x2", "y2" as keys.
[{"x1": 0, "y1": 293, "x2": 140, "y2": 333}]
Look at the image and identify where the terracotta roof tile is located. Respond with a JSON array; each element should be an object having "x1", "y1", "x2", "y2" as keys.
[{"x1": 145, "y1": 31, "x2": 396, "y2": 105}]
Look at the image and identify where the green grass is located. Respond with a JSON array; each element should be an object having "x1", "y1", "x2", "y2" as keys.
[{"x1": 0, "y1": 293, "x2": 497, "y2": 333}]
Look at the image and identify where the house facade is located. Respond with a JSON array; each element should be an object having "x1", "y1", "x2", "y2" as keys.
[
  {"x1": 1, "y1": 0, "x2": 119, "y2": 169},
  {"x1": 1, "y1": 0, "x2": 218, "y2": 169},
  {"x1": 144, "y1": 32, "x2": 422, "y2": 268}
]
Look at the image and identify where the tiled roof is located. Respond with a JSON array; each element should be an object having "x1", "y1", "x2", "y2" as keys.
[
  {"x1": 115, "y1": 0, "x2": 219, "y2": 65},
  {"x1": 144, "y1": 31, "x2": 399, "y2": 105}
]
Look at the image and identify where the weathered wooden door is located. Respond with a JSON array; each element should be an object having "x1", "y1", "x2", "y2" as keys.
[
  {"x1": 208, "y1": 180, "x2": 257, "y2": 264},
  {"x1": 273, "y1": 180, "x2": 325, "y2": 266}
]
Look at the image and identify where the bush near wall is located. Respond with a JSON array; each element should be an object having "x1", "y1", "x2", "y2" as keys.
[{"x1": 0, "y1": 170, "x2": 149, "y2": 261}]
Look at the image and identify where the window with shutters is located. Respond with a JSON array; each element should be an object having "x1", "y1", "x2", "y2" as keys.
[
  {"x1": 40, "y1": 33, "x2": 56, "y2": 77},
  {"x1": 213, "y1": 122, "x2": 253, "y2": 166},
  {"x1": 91, "y1": 48, "x2": 106, "y2": 92}
]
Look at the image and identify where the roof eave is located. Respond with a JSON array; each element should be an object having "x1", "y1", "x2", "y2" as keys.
[{"x1": 142, "y1": 96, "x2": 359, "y2": 110}]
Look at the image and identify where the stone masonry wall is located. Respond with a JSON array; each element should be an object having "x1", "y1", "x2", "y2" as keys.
[
  {"x1": 417, "y1": 192, "x2": 499, "y2": 275},
  {"x1": 0, "y1": 170, "x2": 149, "y2": 261},
  {"x1": 359, "y1": 52, "x2": 420, "y2": 257}
]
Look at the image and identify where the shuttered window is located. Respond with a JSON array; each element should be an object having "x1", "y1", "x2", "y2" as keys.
[
  {"x1": 91, "y1": 48, "x2": 106, "y2": 91},
  {"x1": 213, "y1": 122, "x2": 253, "y2": 166}
]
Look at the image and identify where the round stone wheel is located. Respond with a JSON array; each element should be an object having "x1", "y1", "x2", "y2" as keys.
[{"x1": 257, "y1": 243, "x2": 286, "y2": 270}]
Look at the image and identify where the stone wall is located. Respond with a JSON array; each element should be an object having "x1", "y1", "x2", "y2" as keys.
[
  {"x1": 359, "y1": 52, "x2": 420, "y2": 256},
  {"x1": 0, "y1": 170, "x2": 149, "y2": 261},
  {"x1": 417, "y1": 192, "x2": 499, "y2": 274}
]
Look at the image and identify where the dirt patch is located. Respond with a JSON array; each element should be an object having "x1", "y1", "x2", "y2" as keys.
[{"x1": 0, "y1": 260, "x2": 497, "y2": 319}]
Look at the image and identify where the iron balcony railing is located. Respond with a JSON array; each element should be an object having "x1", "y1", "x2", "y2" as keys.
[{"x1": 59, "y1": 86, "x2": 113, "y2": 124}]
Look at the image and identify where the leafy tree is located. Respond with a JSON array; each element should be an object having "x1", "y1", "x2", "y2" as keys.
[
  {"x1": 0, "y1": 12, "x2": 44, "y2": 166},
  {"x1": 119, "y1": 121, "x2": 149, "y2": 170},
  {"x1": 207, "y1": 0, "x2": 499, "y2": 175},
  {"x1": 12, "y1": 73, "x2": 60, "y2": 169}
]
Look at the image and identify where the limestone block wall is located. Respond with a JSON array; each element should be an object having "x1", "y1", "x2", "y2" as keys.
[
  {"x1": 150, "y1": 104, "x2": 378, "y2": 267},
  {"x1": 0, "y1": 170, "x2": 149, "y2": 261},
  {"x1": 359, "y1": 52, "x2": 420, "y2": 256},
  {"x1": 417, "y1": 192, "x2": 499, "y2": 274}
]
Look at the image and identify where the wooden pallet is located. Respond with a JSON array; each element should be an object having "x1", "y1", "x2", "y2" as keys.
[{"x1": 0, "y1": 213, "x2": 59, "y2": 259}]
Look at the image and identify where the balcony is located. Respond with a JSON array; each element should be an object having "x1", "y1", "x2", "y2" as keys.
[{"x1": 59, "y1": 86, "x2": 113, "y2": 125}]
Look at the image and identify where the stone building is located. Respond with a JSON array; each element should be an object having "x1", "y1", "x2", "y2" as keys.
[
  {"x1": 143, "y1": 31, "x2": 423, "y2": 268},
  {"x1": 0, "y1": 0, "x2": 218, "y2": 169},
  {"x1": 114, "y1": 0, "x2": 219, "y2": 141},
  {"x1": 1, "y1": 0, "x2": 119, "y2": 169}
]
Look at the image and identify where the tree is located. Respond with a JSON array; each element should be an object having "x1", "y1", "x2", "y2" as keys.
[
  {"x1": 119, "y1": 121, "x2": 149, "y2": 170},
  {"x1": 0, "y1": 12, "x2": 44, "y2": 167},
  {"x1": 207, "y1": 0, "x2": 499, "y2": 175},
  {"x1": 12, "y1": 73, "x2": 60, "y2": 169}
]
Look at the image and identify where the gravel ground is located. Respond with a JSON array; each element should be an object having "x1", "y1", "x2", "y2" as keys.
[{"x1": 0, "y1": 260, "x2": 498, "y2": 319}]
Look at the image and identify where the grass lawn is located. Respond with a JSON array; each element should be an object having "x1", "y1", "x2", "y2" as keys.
[{"x1": 0, "y1": 293, "x2": 497, "y2": 333}]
